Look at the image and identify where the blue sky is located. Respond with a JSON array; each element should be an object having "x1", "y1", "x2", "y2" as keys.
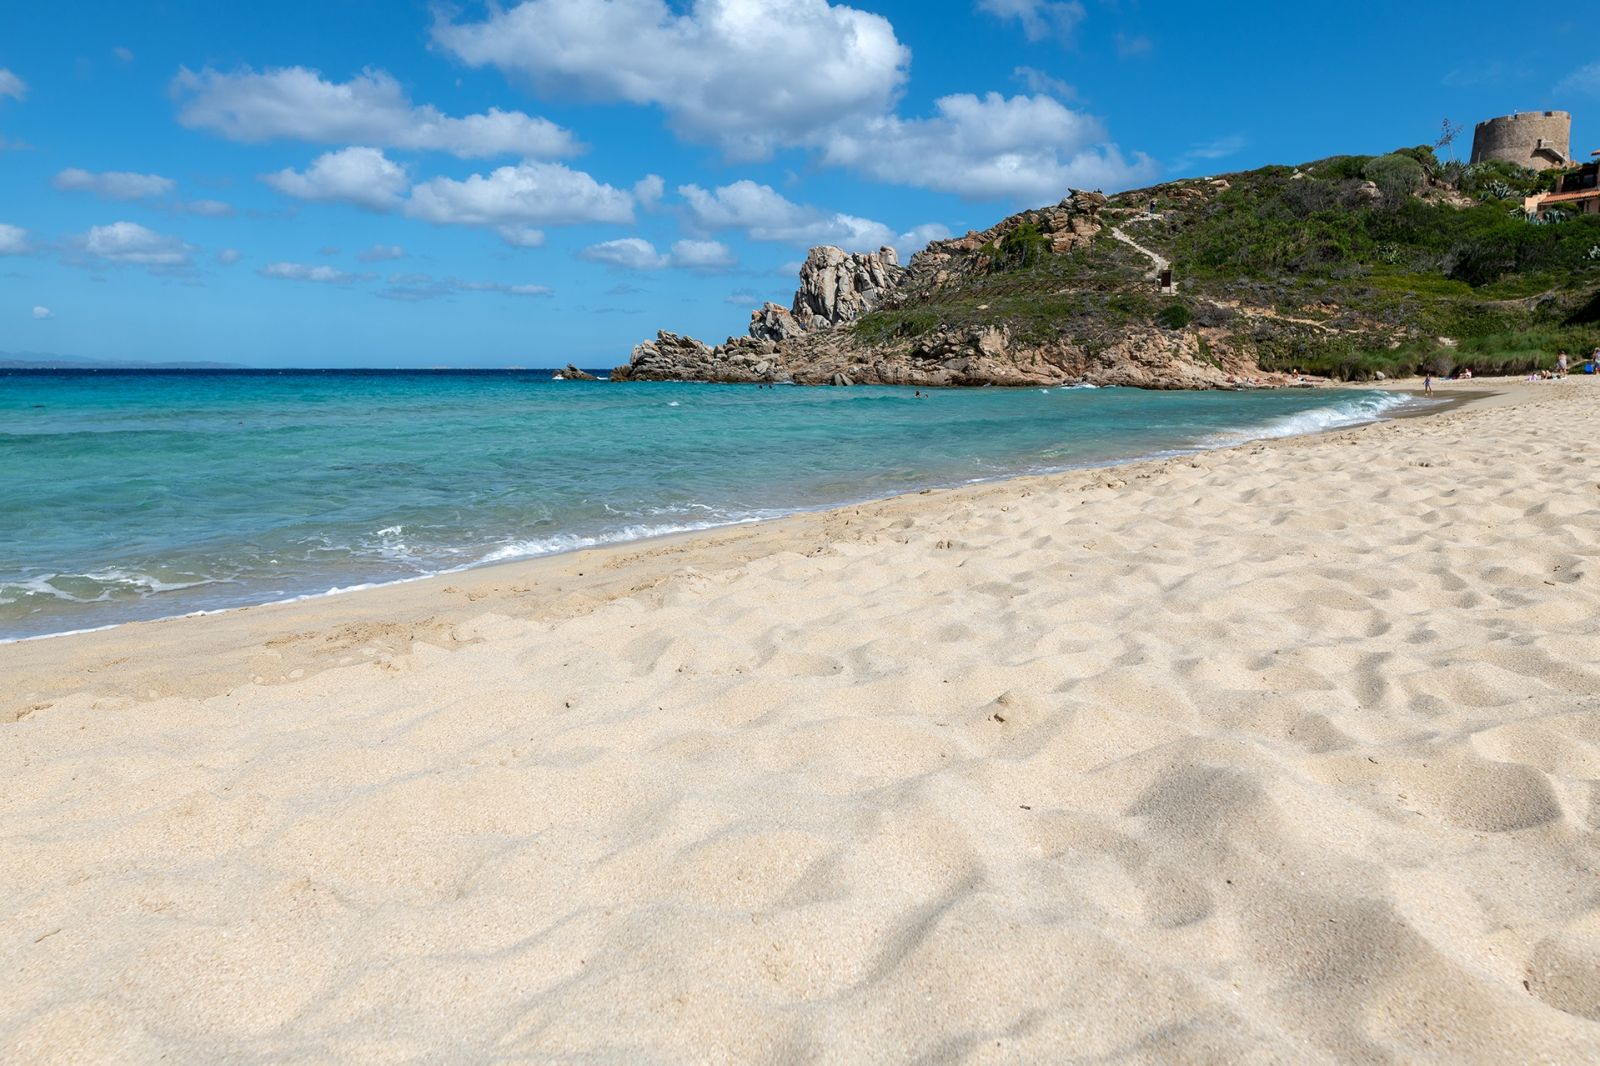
[{"x1": 1, "y1": 0, "x2": 1595, "y2": 368}]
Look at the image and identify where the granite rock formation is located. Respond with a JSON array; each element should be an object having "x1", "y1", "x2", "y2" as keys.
[
  {"x1": 610, "y1": 188, "x2": 1294, "y2": 389},
  {"x1": 790, "y1": 246, "x2": 903, "y2": 330},
  {"x1": 748, "y1": 303, "x2": 806, "y2": 344}
]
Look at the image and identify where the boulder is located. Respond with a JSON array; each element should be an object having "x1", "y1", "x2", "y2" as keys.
[
  {"x1": 791, "y1": 246, "x2": 903, "y2": 331},
  {"x1": 611, "y1": 332, "x2": 789, "y2": 384},
  {"x1": 556, "y1": 363, "x2": 597, "y2": 381},
  {"x1": 610, "y1": 331, "x2": 714, "y2": 382},
  {"x1": 1069, "y1": 189, "x2": 1110, "y2": 214},
  {"x1": 749, "y1": 302, "x2": 807, "y2": 343}
]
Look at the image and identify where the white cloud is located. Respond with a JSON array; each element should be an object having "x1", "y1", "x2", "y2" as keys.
[
  {"x1": 430, "y1": 3, "x2": 1146, "y2": 203},
  {"x1": 0, "y1": 69, "x2": 25, "y2": 101},
  {"x1": 0, "y1": 223, "x2": 28, "y2": 254},
  {"x1": 264, "y1": 147, "x2": 408, "y2": 211},
  {"x1": 578, "y1": 236, "x2": 736, "y2": 271},
  {"x1": 454, "y1": 279, "x2": 553, "y2": 297},
  {"x1": 379, "y1": 280, "x2": 446, "y2": 302},
  {"x1": 675, "y1": 181, "x2": 949, "y2": 258},
  {"x1": 670, "y1": 238, "x2": 735, "y2": 270},
  {"x1": 378, "y1": 274, "x2": 553, "y2": 301},
  {"x1": 724, "y1": 290, "x2": 760, "y2": 306},
  {"x1": 819, "y1": 92, "x2": 1155, "y2": 202},
  {"x1": 217, "y1": 248, "x2": 242, "y2": 265},
  {"x1": 497, "y1": 225, "x2": 547, "y2": 248},
  {"x1": 357, "y1": 243, "x2": 407, "y2": 262},
  {"x1": 579, "y1": 237, "x2": 668, "y2": 270},
  {"x1": 113, "y1": 46, "x2": 135, "y2": 63},
  {"x1": 32, "y1": 305, "x2": 52, "y2": 319},
  {"x1": 634, "y1": 174, "x2": 665, "y2": 209},
  {"x1": 1172, "y1": 134, "x2": 1247, "y2": 173},
  {"x1": 1013, "y1": 66, "x2": 1074, "y2": 99},
  {"x1": 679, "y1": 180, "x2": 895, "y2": 250},
  {"x1": 895, "y1": 222, "x2": 952, "y2": 259},
  {"x1": 977, "y1": 0, "x2": 1085, "y2": 42},
  {"x1": 1115, "y1": 32, "x2": 1153, "y2": 59},
  {"x1": 259, "y1": 262, "x2": 376, "y2": 284},
  {"x1": 433, "y1": 0, "x2": 909, "y2": 160},
  {"x1": 1556, "y1": 61, "x2": 1600, "y2": 97},
  {"x1": 175, "y1": 198, "x2": 235, "y2": 217},
  {"x1": 77, "y1": 222, "x2": 195, "y2": 267},
  {"x1": 406, "y1": 160, "x2": 635, "y2": 227},
  {"x1": 174, "y1": 66, "x2": 577, "y2": 158},
  {"x1": 53, "y1": 168, "x2": 177, "y2": 200}
]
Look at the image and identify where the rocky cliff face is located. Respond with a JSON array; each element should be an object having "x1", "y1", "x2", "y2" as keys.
[
  {"x1": 621, "y1": 243, "x2": 911, "y2": 382},
  {"x1": 611, "y1": 188, "x2": 1291, "y2": 389},
  {"x1": 790, "y1": 246, "x2": 903, "y2": 330},
  {"x1": 745, "y1": 246, "x2": 902, "y2": 344},
  {"x1": 619, "y1": 322, "x2": 1266, "y2": 389},
  {"x1": 622, "y1": 331, "x2": 784, "y2": 383}
]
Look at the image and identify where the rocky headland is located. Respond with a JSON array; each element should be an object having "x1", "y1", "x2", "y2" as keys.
[
  {"x1": 611, "y1": 192, "x2": 1265, "y2": 389},
  {"x1": 612, "y1": 150, "x2": 1600, "y2": 388}
]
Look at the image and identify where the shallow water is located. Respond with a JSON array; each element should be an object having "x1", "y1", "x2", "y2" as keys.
[{"x1": 0, "y1": 370, "x2": 1416, "y2": 639}]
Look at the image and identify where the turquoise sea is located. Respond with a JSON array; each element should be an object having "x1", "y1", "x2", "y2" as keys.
[{"x1": 0, "y1": 370, "x2": 1419, "y2": 641}]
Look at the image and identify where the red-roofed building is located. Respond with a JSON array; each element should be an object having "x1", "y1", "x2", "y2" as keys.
[{"x1": 1525, "y1": 153, "x2": 1600, "y2": 219}]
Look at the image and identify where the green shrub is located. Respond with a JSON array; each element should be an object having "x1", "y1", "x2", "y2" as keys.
[
  {"x1": 1155, "y1": 303, "x2": 1192, "y2": 330},
  {"x1": 1254, "y1": 326, "x2": 1600, "y2": 380},
  {"x1": 1106, "y1": 292, "x2": 1153, "y2": 318},
  {"x1": 1364, "y1": 273, "x2": 1475, "y2": 297},
  {"x1": 1392, "y1": 145, "x2": 1440, "y2": 175},
  {"x1": 1363, "y1": 154, "x2": 1426, "y2": 201},
  {"x1": 1309, "y1": 155, "x2": 1374, "y2": 181},
  {"x1": 1565, "y1": 288, "x2": 1600, "y2": 325},
  {"x1": 1459, "y1": 160, "x2": 1542, "y2": 201},
  {"x1": 999, "y1": 223, "x2": 1049, "y2": 270},
  {"x1": 852, "y1": 308, "x2": 941, "y2": 342}
]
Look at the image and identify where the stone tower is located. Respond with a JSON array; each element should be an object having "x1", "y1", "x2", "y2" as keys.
[{"x1": 1470, "y1": 111, "x2": 1571, "y2": 169}]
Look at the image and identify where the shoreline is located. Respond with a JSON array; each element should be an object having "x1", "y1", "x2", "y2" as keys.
[
  {"x1": 5, "y1": 375, "x2": 1597, "y2": 1060},
  {"x1": 0, "y1": 377, "x2": 1515, "y2": 724},
  {"x1": 1, "y1": 383, "x2": 1447, "y2": 651}
]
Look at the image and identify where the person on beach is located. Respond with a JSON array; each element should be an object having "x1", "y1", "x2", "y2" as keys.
[
  {"x1": 1424, "y1": 373, "x2": 1433, "y2": 395},
  {"x1": 1556, "y1": 351, "x2": 1569, "y2": 378}
]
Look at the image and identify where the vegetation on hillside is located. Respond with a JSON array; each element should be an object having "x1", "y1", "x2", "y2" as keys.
[
  {"x1": 856, "y1": 235, "x2": 1160, "y2": 348},
  {"x1": 855, "y1": 146, "x2": 1600, "y2": 380}
]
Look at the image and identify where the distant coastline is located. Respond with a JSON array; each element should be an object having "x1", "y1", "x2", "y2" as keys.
[
  {"x1": 0, "y1": 352, "x2": 243, "y2": 371},
  {"x1": 0, "y1": 361, "x2": 608, "y2": 374}
]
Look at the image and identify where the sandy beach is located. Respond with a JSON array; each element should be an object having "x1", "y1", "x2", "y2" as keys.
[{"x1": 3, "y1": 377, "x2": 1598, "y2": 1062}]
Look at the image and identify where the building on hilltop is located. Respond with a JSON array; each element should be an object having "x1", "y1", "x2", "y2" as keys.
[
  {"x1": 1470, "y1": 111, "x2": 1571, "y2": 169},
  {"x1": 1525, "y1": 151, "x2": 1600, "y2": 220}
]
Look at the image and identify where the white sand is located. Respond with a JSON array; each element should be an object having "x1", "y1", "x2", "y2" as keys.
[{"x1": 3, "y1": 379, "x2": 1599, "y2": 1062}]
